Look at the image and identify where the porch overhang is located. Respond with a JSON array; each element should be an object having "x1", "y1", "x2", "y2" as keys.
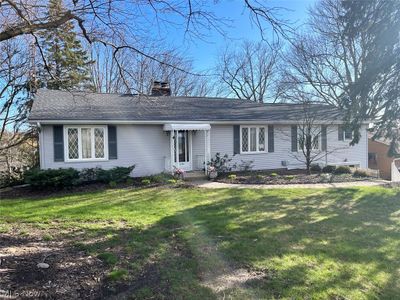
[{"x1": 163, "y1": 123, "x2": 211, "y2": 131}]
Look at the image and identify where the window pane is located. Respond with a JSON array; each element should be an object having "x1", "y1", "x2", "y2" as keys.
[
  {"x1": 345, "y1": 128, "x2": 352, "y2": 140},
  {"x1": 298, "y1": 133, "x2": 304, "y2": 150},
  {"x1": 81, "y1": 128, "x2": 92, "y2": 159},
  {"x1": 68, "y1": 128, "x2": 79, "y2": 159},
  {"x1": 94, "y1": 128, "x2": 105, "y2": 158},
  {"x1": 313, "y1": 134, "x2": 319, "y2": 149},
  {"x1": 242, "y1": 128, "x2": 248, "y2": 152},
  {"x1": 250, "y1": 127, "x2": 257, "y2": 151},
  {"x1": 259, "y1": 127, "x2": 265, "y2": 151}
]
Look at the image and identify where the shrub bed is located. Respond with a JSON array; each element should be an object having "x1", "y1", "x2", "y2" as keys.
[
  {"x1": 24, "y1": 166, "x2": 135, "y2": 190},
  {"x1": 216, "y1": 169, "x2": 375, "y2": 185},
  {"x1": 25, "y1": 168, "x2": 80, "y2": 189}
]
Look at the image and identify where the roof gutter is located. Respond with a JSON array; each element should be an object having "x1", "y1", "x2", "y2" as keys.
[{"x1": 28, "y1": 119, "x2": 371, "y2": 125}]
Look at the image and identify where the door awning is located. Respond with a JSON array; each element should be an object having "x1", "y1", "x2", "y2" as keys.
[{"x1": 163, "y1": 123, "x2": 211, "y2": 131}]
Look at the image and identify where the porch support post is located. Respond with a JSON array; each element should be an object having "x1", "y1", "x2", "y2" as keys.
[
  {"x1": 169, "y1": 130, "x2": 174, "y2": 172},
  {"x1": 207, "y1": 129, "x2": 211, "y2": 172},
  {"x1": 204, "y1": 130, "x2": 207, "y2": 175},
  {"x1": 175, "y1": 130, "x2": 179, "y2": 168}
]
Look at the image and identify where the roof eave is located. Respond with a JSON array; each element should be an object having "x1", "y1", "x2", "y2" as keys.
[{"x1": 28, "y1": 119, "x2": 369, "y2": 125}]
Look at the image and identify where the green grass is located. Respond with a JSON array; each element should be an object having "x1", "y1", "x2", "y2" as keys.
[
  {"x1": 2, "y1": 186, "x2": 400, "y2": 299},
  {"x1": 98, "y1": 252, "x2": 119, "y2": 265},
  {"x1": 107, "y1": 268, "x2": 129, "y2": 281}
]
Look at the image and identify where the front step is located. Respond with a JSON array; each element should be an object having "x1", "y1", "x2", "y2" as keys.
[{"x1": 185, "y1": 170, "x2": 207, "y2": 181}]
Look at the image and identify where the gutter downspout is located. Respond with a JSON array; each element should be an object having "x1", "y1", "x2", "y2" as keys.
[{"x1": 37, "y1": 122, "x2": 44, "y2": 169}]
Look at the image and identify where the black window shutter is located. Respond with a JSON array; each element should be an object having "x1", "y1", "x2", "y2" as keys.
[
  {"x1": 291, "y1": 125, "x2": 298, "y2": 152},
  {"x1": 321, "y1": 125, "x2": 327, "y2": 151},
  {"x1": 338, "y1": 125, "x2": 344, "y2": 141},
  {"x1": 268, "y1": 125, "x2": 274, "y2": 152},
  {"x1": 53, "y1": 125, "x2": 64, "y2": 162},
  {"x1": 233, "y1": 125, "x2": 240, "y2": 155},
  {"x1": 108, "y1": 125, "x2": 118, "y2": 159}
]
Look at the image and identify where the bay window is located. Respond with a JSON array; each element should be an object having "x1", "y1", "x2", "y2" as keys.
[
  {"x1": 241, "y1": 126, "x2": 266, "y2": 153},
  {"x1": 65, "y1": 126, "x2": 108, "y2": 161}
]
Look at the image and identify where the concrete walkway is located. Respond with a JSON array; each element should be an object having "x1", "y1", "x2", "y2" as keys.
[{"x1": 192, "y1": 179, "x2": 392, "y2": 189}]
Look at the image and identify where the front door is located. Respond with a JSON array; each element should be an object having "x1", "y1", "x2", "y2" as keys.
[{"x1": 174, "y1": 130, "x2": 192, "y2": 171}]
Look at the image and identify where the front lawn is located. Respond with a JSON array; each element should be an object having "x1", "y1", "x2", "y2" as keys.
[{"x1": 1, "y1": 186, "x2": 400, "y2": 299}]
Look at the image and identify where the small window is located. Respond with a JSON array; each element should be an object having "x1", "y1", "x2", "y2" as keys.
[
  {"x1": 344, "y1": 128, "x2": 353, "y2": 140},
  {"x1": 339, "y1": 126, "x2": 353, "y2": 141},
  {"x1": 65, "y1": 126, "x2": 107, "y2": 161},
  {"x1": 368, "y1": 152, "x2": 377, "y2": 163},
  {"x1": 240, "y1": 126, "x2": 267, "y2": 154},
  {"x1": 298, "y1": 127, "x2": 320, "y2": 151}
]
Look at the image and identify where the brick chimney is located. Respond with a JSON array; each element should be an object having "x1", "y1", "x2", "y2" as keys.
[{"x1": 151, "y1": 81, "x2": 171, "y2": 96}]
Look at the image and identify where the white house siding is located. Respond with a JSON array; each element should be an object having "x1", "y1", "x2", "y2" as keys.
[
  {"x1": 40, "y1": 124, "x2": 170, "y2": 177},
  {"x1": 40, "y1": 123, "x2": 368, "y2": 177},
  {"x1": 209, "y1": 124, "x2": 368, "y2": 170}
]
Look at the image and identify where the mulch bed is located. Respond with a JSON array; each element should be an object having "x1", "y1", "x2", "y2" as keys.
[
  {"x1": 216, "y1": 169, "x2": 377, "y2": 185},
  {"x1": 0, "y1": 180, "x2": 192, "y2": 200}
]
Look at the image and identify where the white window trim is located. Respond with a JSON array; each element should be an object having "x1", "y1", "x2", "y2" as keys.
[
  {"x1": 64, "y1": 125, "x2": 109, "y2": 162},
  {"x1": 239, "y1": 125, "x2": 267, "y2": 154},
  {"x1": 343, "y1": 128, "x2": 353, "y2": 141},
  {"x1": 297, "y1": 126, "x2": 321, "y2": 151}
]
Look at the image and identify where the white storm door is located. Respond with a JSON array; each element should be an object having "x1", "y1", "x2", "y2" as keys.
[{"x1": 175, "y1": 130, "x2": 192, "y2": 171}]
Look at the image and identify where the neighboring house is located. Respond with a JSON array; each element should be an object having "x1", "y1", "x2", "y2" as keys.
[
  {"x1": 368, "y1": 135, "x2": 400, "y2": 180},
  {"x1": 28, "y1": 87, "x2": 369, "y2": 177}
]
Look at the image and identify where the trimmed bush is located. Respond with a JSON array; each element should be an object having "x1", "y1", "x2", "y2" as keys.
[
  {"x1": 96, "y1": 166, "x2": 135, "y2": 183},
  {"x1": 79, "y1": 167, "x2": 102, "y2": 183},
  {"x1": 322, "y1": 165, "x2": 336, "y2": 173},
  {"x1": 149, "y1": 173, "x2": 174, "y2": 183},
  {"x1": 285, "y1": 175, "x2": 295, "y2": 180},
  {"x1": 227, "y1": 174, "x2": 237, "y2": 180},
  {"x1": 334, "y1": 166, "x2": 352, "y2": 174},
  {"x1": 354, "y1": 169, "x2": 368, "y2": 178},
  {"x1": 141, "y1": 179, "x2": 151, "y2": 185},
  {"x1": 208, "y1": 153, "x2": 236, "y2": 173},
  {"x1": 25, "y1": 168, "x2": 80, "y2": 189},
  {"x1": 270, "y1": 172, "x2": 278, "y2": 177},
  {"x1": 310, "y1": 164, "x2": 322, "y2": 172},
  {"x1": 108, "y1": 181, "x2": 117, "y2": 188}
]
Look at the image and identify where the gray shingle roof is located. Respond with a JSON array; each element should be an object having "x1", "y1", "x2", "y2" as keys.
[{"x1": 29, "y1": 89, "x2": 343, "y2": 122}]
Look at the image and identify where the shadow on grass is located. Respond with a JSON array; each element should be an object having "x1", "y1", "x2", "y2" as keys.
[{"x1": 1, "y1": 187, "x2": 400, "y2": 299}]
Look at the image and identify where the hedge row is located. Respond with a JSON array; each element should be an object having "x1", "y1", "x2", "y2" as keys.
[{"x1": 25, "y1": 166, "x2": 135, "y2": 189}]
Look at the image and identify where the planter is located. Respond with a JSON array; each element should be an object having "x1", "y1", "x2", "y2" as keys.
[
  {"x1": 174, "y1": 173, "x2": 185, "y2": 180},
  {"x1": 208, "y1": 171, "x2": 218, "y2": 179}
]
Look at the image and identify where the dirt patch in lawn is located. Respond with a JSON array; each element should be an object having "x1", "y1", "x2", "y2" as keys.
[
  {"x1": 0, "y1": 224, "x2": 194, "y2": 299},
  {"x1": 0, "y1": 230, "x2": 106, "y2": 299}
]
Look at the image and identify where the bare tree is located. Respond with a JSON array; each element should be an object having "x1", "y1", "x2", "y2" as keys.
[
  {"x1": 280, "y1": 99, "x2": 345, "y2": 173},
  {"x1": 283, "y1": 0, "x2": 400, "y2": 146},
  {"x1": 0, "y1": 1, "x2": 289, "y2": 92},
  {"x1": 0, "y1": 40, "x2": 33, "y2": 151},
  {"x1": 90, "y1": 43, "x2": 212, "y2": 96},
  {"x1": 216, "y1": 41, "x2": 283, "y2": 102}
]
